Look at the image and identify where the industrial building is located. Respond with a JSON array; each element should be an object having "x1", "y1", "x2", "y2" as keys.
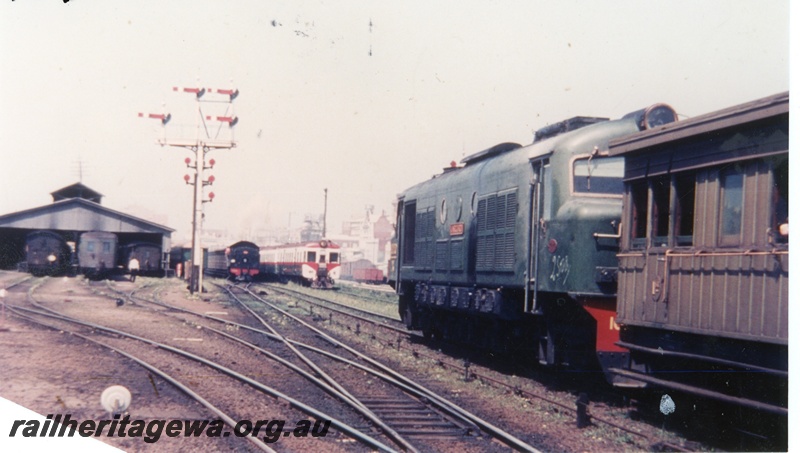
[{"x1": 0, "y1": 182, "x2": 173, "y2": 272}]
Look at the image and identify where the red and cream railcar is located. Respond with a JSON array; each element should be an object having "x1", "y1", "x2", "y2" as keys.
[{"x1": 259, "y1": 240, "x2": 341, "y2": 288}]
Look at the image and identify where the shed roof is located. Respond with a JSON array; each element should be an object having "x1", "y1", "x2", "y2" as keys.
[
  {"x1": 0, "y1": 197, "x2": 174, "y2": 234},
  {"x1": 50, "y1": 182, "x2": 104, "y2": 204}
]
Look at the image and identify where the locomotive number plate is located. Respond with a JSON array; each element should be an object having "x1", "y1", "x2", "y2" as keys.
[{"x1": 449, "y1": 223, "x2": 465, "y2": 236}]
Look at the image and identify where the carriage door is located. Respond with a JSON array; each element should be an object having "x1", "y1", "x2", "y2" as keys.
[
  {"x1": 527, "y1": 158, "x2": 551, "y2": 313},
  {"x1": 643, "y1": 174, "x2": 672, "y2": 320}
]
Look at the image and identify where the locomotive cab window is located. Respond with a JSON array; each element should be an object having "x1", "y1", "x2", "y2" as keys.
[
  {"x1": 307, "y1": 251, "x2": 316, "y2": 262},
  {"x1": 319, "y1": 255, "x2": 326, "y2": 263},
  {"x1": 572, "y1": 156, "x2": 624, "y2": 195},
  {"x1": 330, "y1": 252, "x2": 339, "y2": 263}
]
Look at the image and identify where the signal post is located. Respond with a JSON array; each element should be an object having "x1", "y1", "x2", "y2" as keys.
[{"x1": 141, "y1": 85, "x2": 239, "y2": 293}]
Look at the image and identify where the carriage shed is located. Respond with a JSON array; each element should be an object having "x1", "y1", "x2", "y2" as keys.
[{"x1": 0, "y1": 183, "x2": 173, "y2": 271}]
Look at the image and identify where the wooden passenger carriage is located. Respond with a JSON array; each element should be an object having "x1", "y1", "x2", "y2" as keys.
[{"x1": 608, "y1": 92, "x2": 789, "y2": 414}]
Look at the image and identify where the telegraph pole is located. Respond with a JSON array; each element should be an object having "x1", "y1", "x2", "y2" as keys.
[{"x1": 141, "y1": 85, "x2": 238, "y2": 294}]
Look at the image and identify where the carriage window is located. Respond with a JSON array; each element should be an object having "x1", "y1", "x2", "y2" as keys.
[
  {"x1": 651, "y1": 176, "x2": 671, "y2": 247},
  {"x1": 103, "y1": 242, "x2": 111, "y2": 253},
  {"x1": 773, "y1": 159, "x2": 788, "y2": 244},
  {"x1": 87, "y1": 242, "x2": 95, "y2": 252},
  {"x1": 630, "y1": 180, "x2": 648, "y2": 248},
  {"x1": 319, "y1": 255, "x2": 326, "y2": 263},
  {"x1": 329, "y1": 253, "x2": 339, "y2": 263},
  {"x1": 573, "y1": 156, "x2": 624, "y2": 194},
  {"x1": 307, "y1": 251, "x2": 316, "y2": 262},
  {"x1": 719, "y1": 166, "x2": 744, "y2": 244},
  {"x1": 674, "y1": 172, "x2": 696, "y2": 246}
]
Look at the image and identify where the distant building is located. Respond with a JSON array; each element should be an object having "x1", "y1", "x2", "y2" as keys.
[{"x1": 335, "y1": 210, "x2": 395, "y2": 268}]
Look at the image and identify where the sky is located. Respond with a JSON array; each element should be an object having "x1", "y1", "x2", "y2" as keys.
[{"x1": 0, "y1": 0, "x2": 791, "y2": 244}]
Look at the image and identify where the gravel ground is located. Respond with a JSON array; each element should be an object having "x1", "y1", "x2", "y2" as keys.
[{"x1": 0, "y1": 274, "x2": 363, "y2": 452}]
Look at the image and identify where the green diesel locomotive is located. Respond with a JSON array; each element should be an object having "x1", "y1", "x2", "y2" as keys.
[{"x1": 393, "y1": 104, "x2": 678, "y2": 380}]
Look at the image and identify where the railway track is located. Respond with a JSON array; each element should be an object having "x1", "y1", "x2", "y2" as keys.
[
  {"x1": 250, "y1": 281, "x2": 703, "y2": 451},
  {"x1": 222, "y1": 283, "x2": 540, "y2": 451},
  {"x1": 2, "y1": 277, "x2": 397, "y2": 452},
  {"x1": 260, "y1": 283, "x2": 404, "y2": 330},
  {"x1": 79, "y1": 276, "x2": 540, "y2": 451},
  {"x1": 7, "y1": 306, "x2": 277, "y2": 452}
]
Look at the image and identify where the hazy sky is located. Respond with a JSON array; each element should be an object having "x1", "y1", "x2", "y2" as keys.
[{"x1": 0, "y1": 1, "x2": 791, "y2": 243}]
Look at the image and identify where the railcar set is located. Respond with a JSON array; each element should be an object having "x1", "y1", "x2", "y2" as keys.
[
  {"x1": 391, "y1": 92, "x2": 789, "y2": 414},
  {"x1": 271, "y1": 240, "x2": 340, "y2": 288},
  {"x1": 203, "y1": 240, "x2": 340, "y2": 287}
]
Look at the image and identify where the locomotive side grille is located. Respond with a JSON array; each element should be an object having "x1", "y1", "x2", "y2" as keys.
[
  {"x1": 504, "y1": 192, "x2": 517, "y2": 228},
  {"x1": 477, "y1": 190, "x2": 518, "y2": 271},
  {"x1": 478, "y1": 235, "x2": 495, "y2": 270},
  {"x1": 450, "y1": 239, "x2": 464, "y2": 270},
  {"x1": 499, "y1": 232, "x2": 516, "y2": 269},
  {"x1": 476, "y1": 198, "x2": 490, "y2": 269},
  {"x1": 435, "y1": 240, "x2": 448, "y2": 271},
  {"x1": 414, "y1": 209, "x2": 436, "y2": 270},
  {"x1": 487, "y1": 195, "x2": 498, "y2": 228}
]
